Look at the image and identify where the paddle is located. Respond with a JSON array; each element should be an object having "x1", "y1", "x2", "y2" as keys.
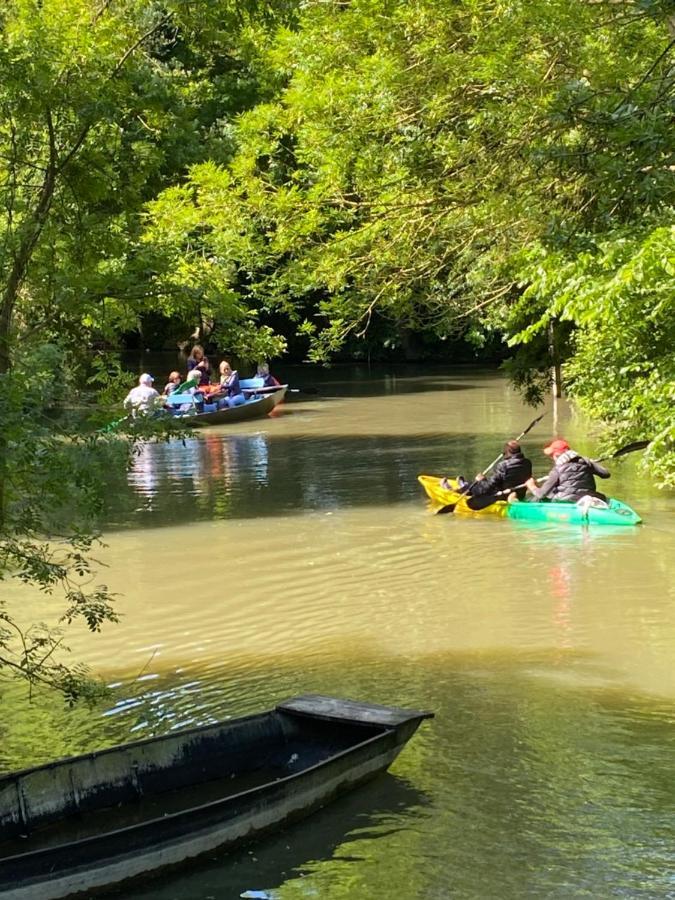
[
  {"x1": 465, "y1": 439, "x2": 652, "y2": 511},
  {"x1": 434, "y1": 411, "x2": 545, "y2": 515}
]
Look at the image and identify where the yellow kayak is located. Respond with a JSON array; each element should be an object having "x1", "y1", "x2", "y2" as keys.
[{"x1": 417, "y1": 475, "x2": 508, "y2": 517}]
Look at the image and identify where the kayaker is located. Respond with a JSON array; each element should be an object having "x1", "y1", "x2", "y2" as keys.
[
  {"x1": 459, "y1": 440, "x2": 533, "y2": 500},
  {"x1": 525, "y1": 439, "x2": 610, "y2": 502},
  {"x1": 219, "y1": 360, "x2": 246, "y2": 407},
  {"x1": 186, "y1": 344, "x2": 212, "y2": 386},
  {"x1": 123, "y1": 373, "x2": 160, "y2": 416}
]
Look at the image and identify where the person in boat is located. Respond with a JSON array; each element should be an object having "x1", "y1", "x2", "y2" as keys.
[
  {"x1": 525, "y1": 439, "x2": 610, "y2": 503},
  {"x1": 123, "y1": 373, "x2": 160, "y2": 416},
  {"x1": 256, "y1": 362, "x2": 281, "y2": 388},
  {"x1": 163, "y1": 371, "x2": 182, "y2": 395},
  {"x1": 454, "y1": 440, "x2": 533, "y2": 500},
  {"x1": 186, "y1": 344, "x2": 212, "y2": 386},
  {"x1": 168, "y1": 368, "x2": 206, "y2": 413},
  {"x1": 219, "y1": 360, "x2": 246, "y2": 407}
]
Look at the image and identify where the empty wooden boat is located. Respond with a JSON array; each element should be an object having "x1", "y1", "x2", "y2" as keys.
[{"x1": 0, "y1": 695, "x2": 433, "y2": 899}]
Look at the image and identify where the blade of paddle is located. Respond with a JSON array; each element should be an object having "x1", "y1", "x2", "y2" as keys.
[
  {"x1": 519, "y1": 412, "x2": 546, "y2": 438},
  {"x1": 593, "y1": 439, "x2": 651, "y2": 463},
  {"x1": 609, "y1": 439, "x2": 651, "y2": 459},
  {"x1": 434, "y1": 502, "x2": 459, "y2": 515}
]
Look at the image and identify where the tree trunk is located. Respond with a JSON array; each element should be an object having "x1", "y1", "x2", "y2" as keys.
[{"x1": 0, "y1": 113, "x2": 57, "y2": 375}]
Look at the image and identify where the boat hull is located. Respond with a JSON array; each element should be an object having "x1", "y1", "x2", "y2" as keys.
[
  {"x1": 179, "y1": 386, "x2": 287, "y2": 427},
  {"x1": 417, "y1": 475, "x2": 508, "y2": 517},
  {"x1": 506, "y1": 497, "x2": 642, "y2": 526},
  {"x1": 0, "y1": 696, "x2": 431, "y2": 900}
]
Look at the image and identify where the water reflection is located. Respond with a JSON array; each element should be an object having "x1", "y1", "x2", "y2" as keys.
[
  {"x1": 117, "y1": 430, "x2": 492, "y2": 528},
  {"x1": 7, "y1": 651, "x2": 675, "y2": 900},
  {"x1": 126, "y1": 432, "x2": 272, "y2": 521},
  {"x1": 110, "y1": 774, "x2": 428, "y2": 900},
  {"x1": 4, "y1": 367, "x2": 675, "y2": 900}
]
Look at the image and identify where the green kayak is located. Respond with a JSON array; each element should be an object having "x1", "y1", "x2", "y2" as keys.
[{"x1": 507, "y1": 497, "x2": 642, "y2": 526}]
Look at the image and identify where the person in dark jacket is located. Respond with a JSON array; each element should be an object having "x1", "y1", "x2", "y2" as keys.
[
  {"x1": 464, "y1": 440, "x2": 533, "y2": 500},
  {"x1": 186, "y1": 344, "x2": 212, "y2": 386},
  {"x1": 525, "y1": 439, "x2": 610, "y2": 502}
]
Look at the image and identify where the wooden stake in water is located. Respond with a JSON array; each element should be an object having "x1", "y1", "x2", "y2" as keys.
[{"x1": 549, "y1": 319, "x2": 562, "y2": 431}]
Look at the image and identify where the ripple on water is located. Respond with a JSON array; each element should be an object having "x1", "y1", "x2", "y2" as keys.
[{"x1": 4, "y1": 370, "x2": 675, "y2": 899}]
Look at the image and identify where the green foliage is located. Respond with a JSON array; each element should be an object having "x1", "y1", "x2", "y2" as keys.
[
  {"x1": 0, "y1": 0, "x2": 297, "y2": 370},
  {"x1": 510, "y1": 225, "x2": 674, "y2": 485},
  {"x1": 144, "y1": 0, "x2": 673, "y2": 477},
  {"x1": 0, "y1": 0, "x2": 300, "y2": 698},
  {"x1": 0, "y1": 0, "x2": 672, "y2": 705},
  {"x1": 0, "y1": 360, "x2": 128, "y2": 699}
]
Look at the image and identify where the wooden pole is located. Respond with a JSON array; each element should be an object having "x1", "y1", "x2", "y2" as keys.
[{"x1": 549, "y1": 319, "x2": 562, "y2": 431}]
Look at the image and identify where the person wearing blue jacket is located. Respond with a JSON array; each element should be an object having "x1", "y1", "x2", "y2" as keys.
[{"x1": 219, "y1": 360, "x2": 246, "y2": 407}]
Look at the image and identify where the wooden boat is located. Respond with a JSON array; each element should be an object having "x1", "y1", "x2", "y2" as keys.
[
  {"x1": 0, "y1": 695, "x2": 432, "y2": 900},
  {"x1": 418, "y1": 474, "x2": 641, "y2": 526},
  {"x1": 165, "y1": 385, "x2": 287, "y2": 426}
]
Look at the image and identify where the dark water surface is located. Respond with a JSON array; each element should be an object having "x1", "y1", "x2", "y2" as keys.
[{"x1": 3, "y1": 366, "x2": 675, "y2": 899}]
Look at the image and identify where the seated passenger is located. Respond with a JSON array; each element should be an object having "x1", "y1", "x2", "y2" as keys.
[
  {"x1": 163, "y1": 371, "x2": 182, "y2": 395},
  {"x1": 185, "y1": 368, "x2": 203, "y2": 389},
  {"x1": 123, "y1": 373, "x2": 160, "y2": 417},
  {"x1": 449, "y1": 441, "x2": 532, "y2": 500},
  {"x1": 256, "y1": 362, "x2": 281, "y2": 388},
  {"x1": 167, "y1": 369, "x2": 204, "y2": 413},
  {"x1": 219, "y1": 360, "x2": 246, "y2": 407},
  {"x1": 186, "y1": 344, "x2": 212, "y2": 386},
  {"x1": 525, "y1": 439, "x2": 610, "y2": 503}
]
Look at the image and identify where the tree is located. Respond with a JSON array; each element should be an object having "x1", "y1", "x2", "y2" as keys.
[
  {"x1": 144, "y1": 0, "x2": 673, "y2": 478},
  {"x1": 507, "y1": 224, "x2": 675, "y2": 485},
  {"x1": 0, "y1": 0, "x2": 298, "y2": 697}
]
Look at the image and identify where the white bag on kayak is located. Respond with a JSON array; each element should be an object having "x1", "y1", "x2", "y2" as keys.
[{"x1": 576, "y1": 495, "x2": 609, "y2": 512}]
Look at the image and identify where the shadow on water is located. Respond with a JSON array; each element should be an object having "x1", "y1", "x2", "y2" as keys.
[
  {"x1": 105, "y1": 430, "x2": 514, "y2": 530},
  {"x1": 290, "y1": 377, "x2": 481, "y2": 398},
  {"x1": 3, "y1": 644, "x2": 675, "y2": 898},
  {"x1": 109, "y1": 773, "x2": 428, "y2": 900},
  {"x1": 121, "y1": 354, "x2": 489, "y2": 399}
]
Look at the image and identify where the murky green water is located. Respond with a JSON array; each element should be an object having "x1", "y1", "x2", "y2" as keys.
[{"x1": 3, "y1": 366, "x2": 675, "y2": 899}]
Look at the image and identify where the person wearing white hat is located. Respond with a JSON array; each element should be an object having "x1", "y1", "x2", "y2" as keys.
[{"x1": 123, "y1": 373, "x2": 160, "y2": 416}]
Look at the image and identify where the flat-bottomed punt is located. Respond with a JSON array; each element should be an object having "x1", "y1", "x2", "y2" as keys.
[
  {"x1": 165, "y1": 385, "x2": 287, "y2": 426},
  {"x1": 0, "y1": 695, "x2": 432, "y2": 900}
]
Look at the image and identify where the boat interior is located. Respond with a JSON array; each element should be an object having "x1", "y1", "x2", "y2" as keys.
[{"x1": 0, "y1": 709, "x2": 386, "y2": 857}]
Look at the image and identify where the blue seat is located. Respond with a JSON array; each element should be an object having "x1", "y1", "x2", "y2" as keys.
[
  {"x1": 164, "y1": 392, "x2": 197, "y2": 407},
  {"x1": 239, "y1": 377, "x2": 265, "y2": 391}
]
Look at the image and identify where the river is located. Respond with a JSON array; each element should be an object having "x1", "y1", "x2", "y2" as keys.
[{"x1": 3, "y1": 366, "x2": 675, "y2": 899}]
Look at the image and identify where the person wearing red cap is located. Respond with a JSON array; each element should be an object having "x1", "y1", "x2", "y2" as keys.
[{"x1": 525, "y1": 439, "x2": 610, "y2": 502}]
